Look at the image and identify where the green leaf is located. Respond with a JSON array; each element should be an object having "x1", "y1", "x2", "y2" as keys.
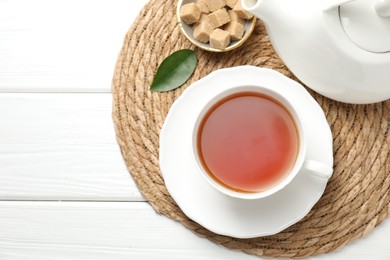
[{"x1": 150, "y1": 49, "x2": 197, "y2": 92}]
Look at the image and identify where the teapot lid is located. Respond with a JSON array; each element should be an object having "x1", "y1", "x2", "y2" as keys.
[{"x1": 339, "y1": 0, "x2": 390, "y2": 53}]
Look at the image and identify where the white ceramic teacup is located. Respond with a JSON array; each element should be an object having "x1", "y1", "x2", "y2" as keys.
[{"x1": 191, "y1": 85, "x2": 333, "y2": 200}]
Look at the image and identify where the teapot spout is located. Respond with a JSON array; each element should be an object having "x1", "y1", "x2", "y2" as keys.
[{"x1": 241, "y1": 0, "x2": 270, "y2": 23}]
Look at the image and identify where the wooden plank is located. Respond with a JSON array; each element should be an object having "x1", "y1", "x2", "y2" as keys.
[
  {"x1": 0, "y1": 201, "x2": 389, "y2": 260},
  {"x1": 0, "y1": 93, "x2": 143, "y2": 201},
  {"x1": 0, "y1": 0, "x2": 147, "y2": 92},
  {"x1": 0, "y1": 201, "x2": 259, "y2": 260}
]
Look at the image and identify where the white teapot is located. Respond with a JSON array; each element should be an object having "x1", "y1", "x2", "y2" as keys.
[{"x1": 241, "y1": 0, "x2": 390, "y2": 104}]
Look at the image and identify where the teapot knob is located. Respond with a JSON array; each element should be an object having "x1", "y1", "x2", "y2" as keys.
[{"x1": 375, "y1": 0, "x2": 390, "y2": 17}]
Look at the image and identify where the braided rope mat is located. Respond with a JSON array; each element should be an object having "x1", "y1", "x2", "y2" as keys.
[{"x1": 112, "y1": 0, "x2": 390, "y2": 258}]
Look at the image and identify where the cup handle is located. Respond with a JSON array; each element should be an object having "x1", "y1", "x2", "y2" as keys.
[{"x1": 302, "y1": 160, "x2": 333, "y2": 179}]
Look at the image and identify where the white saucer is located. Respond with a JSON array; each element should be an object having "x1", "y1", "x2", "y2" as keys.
[{"x1": 159, "y1": 66, "x2": 333, "y2": 238}]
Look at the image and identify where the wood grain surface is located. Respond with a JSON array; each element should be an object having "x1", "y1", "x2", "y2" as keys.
[
  {"x1": 0, "y1": 0, "x2": 388, "y2": 259},
  {"x1": 0, "y1": 202, "x2": 389, "y2": 260},
  {"x1": 0, "y1": 93, "x2": 142, "y2": 201}
]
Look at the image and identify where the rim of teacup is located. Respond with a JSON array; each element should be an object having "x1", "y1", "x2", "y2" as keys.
[{"x1": 191, "y1": 85, "x2": 307, "y2": 200}]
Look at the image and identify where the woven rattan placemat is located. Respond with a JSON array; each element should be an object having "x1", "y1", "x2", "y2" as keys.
[{"x1": 112, "y1": 0, "x2": 390, "y2": 258}]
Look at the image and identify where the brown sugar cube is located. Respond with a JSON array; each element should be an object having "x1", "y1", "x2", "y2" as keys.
[
  {"x1": 193, "y1": 15, "x2": 214, "y2": 43},
  {"x1": 233, "y1": 1, "x2": 254, "y2": 19},
  {"x1": 228, "y1": 9, "x2": 245, "y2": 25},
  {"x1": 210, "y1": 28, "x2": 231, "y2": 49},
  {"x1": 224, "y1": 21, "x2": 245, "y2": 40},
  {"x1": 208, "y1": 8, "x2": 231, "y2": 28},
  {"x1": 196, "y1": 0, "x2": 210, "y2": 14},
  {"x1": 180, "y1": 3, "x2": 201, "y2": 25},
  {"x1": 197, "y1": 13, "x2": 213, "y2": 29},
  {"x1": 226, "y1": 0, "x2": 238, "y2": 8},
  {"x1": 199, "y1": 12, "x2": 211, "y2": 24},
  {"x1": 207, "y1": 0, "x2": 227, "y2": 12}
]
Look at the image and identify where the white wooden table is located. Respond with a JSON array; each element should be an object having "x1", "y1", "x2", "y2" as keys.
[{"x1": 0, "y1": 1, "x2": 389, "y2": 259}]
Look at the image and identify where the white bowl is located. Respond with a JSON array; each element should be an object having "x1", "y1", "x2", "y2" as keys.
[{"x1": 177, "y1": 0, "x2": 257, "y2": 52}]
